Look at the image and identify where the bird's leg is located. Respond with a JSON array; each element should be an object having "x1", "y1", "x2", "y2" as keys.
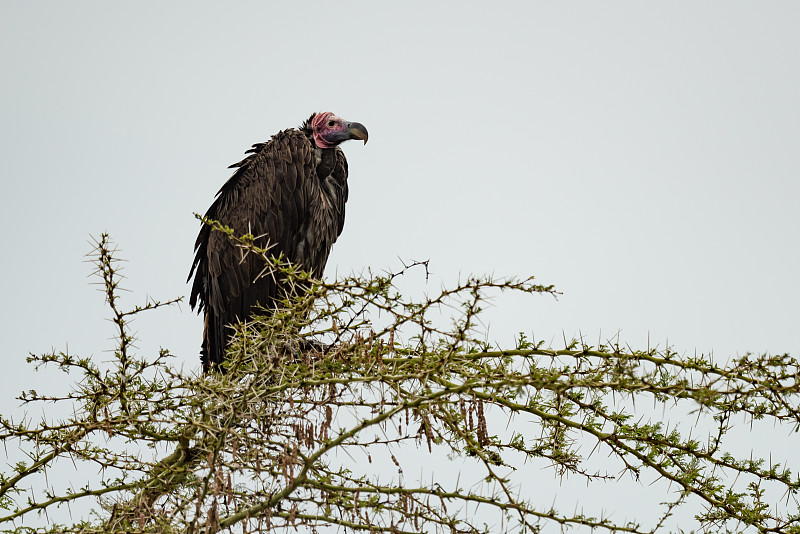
[
  {"x1": 298, "y1": 339, "x2": 332, "y2": 354},
  {"x1": 279, "y1": 339, "x2": 332, "y2": 363}
]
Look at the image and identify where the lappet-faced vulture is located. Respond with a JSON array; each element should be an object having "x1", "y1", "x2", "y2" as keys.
[{"x1": 188, "y1": 112, "x2": 368, "y2": 372}]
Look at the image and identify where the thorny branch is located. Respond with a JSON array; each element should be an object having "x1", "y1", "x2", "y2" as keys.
[{"x1": 1, "y1": 229, "x2": 799, "y2": 533}]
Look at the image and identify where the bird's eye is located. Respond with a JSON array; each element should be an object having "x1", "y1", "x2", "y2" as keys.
[{"x1": 327, "y1": 120, "x2": 335, "y2": 128}]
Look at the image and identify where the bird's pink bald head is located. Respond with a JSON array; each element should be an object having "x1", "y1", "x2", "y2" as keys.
[
  {"x1": 311, "y1": 112, "x2": 342, "y2": 148},
  {"x1": 311, "y1": 112, "x2": 369, "y2": 149}
]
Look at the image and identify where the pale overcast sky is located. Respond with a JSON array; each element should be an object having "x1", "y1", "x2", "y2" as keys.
[{"x1": 1, "y1": 2, "x2": 799, "y2": 531}]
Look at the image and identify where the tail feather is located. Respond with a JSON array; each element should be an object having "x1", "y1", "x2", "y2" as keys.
[{"x1": 201, "y1": 309, "x2": 227, "y2": 373}]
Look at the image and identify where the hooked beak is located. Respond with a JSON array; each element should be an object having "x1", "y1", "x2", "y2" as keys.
[{"x1": 346, "y1": 122, "x2": 369, "y2": 145}]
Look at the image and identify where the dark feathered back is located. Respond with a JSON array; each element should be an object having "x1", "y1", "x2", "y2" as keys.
[{"x1": 188, "y1": 118, "x2": 350, "y2": 372}]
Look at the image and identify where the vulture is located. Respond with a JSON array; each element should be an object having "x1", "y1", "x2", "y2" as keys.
[{"x1": 188, "y1": 112, "x2": 368, "y2": 372}]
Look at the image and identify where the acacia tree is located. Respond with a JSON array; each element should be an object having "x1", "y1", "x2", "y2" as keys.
[{"x1": 1, "y1": 230, "x2": 799, "y2": 533}]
